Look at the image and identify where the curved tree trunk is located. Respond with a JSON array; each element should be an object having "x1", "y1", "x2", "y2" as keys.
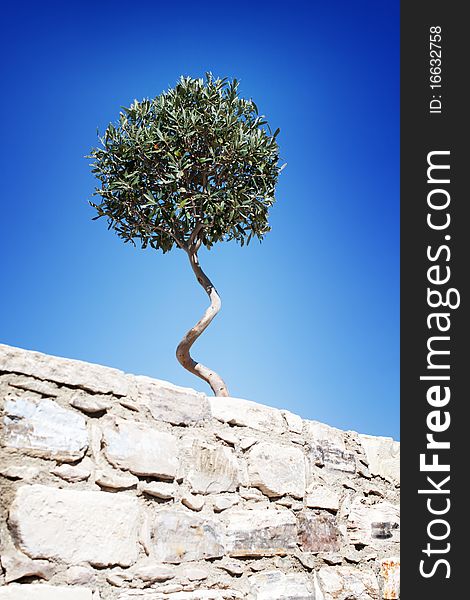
[{"x1": 176, "y1": 249, "x2": 229, "y2": 397}]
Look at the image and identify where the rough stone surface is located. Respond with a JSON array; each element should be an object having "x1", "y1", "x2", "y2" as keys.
[
  {"x1": 139, "y1": 481, "x2": 175, "y2": 499},
  {"x1": 225, "y1": 508, "x2": 297, "y2": 557},
  {"x1": 316, "y1": 566, "x2": 380, "y2": 600},
  {"x1": 380, "y1": 558, "x2": 400, "y2": 599},
  {"x1": 116, "y1": 592, "x2": 242, "y2": 599},
  {"x1": 359, "y1": 435, "x2": 400, "y2": 484},
  {"x1": 185, "y1": 441, "x2": 240, "y2": 494},
  {"x1": 136, "y1": 376, "x2": 210, "y2": 425},
  {"x1": 2, "y1": 396, "x2": 88, "y2": 461},
  {"x1": 209, "y1": 397, "x2": 285, "y2": 434},
  {"x1": 305, "y1": 421, "x2": 356, "y2": 473},
  {"x1": 297, "y1": 511, "x2": 341, "y2": 553},
  {"x1": 0, "y1": 585, "x2": 94, "y2": 600},
  {"x1": 151, "y1": 509, "x2": 225, "y2": 563},
  {"x1": 347, "y1": 499, "x2": 400, "y2": 547},
  {"x1": 249, "y1": 570, "x2": 315, "y2": 599},
  {"x1": 95, "y1": 469, "x2": 139, "y2": 489},
  {"x1": 8, "y1": 376, "x2": 59, "y2": 397},
  {"x1": 0, "y1": 344, "x2": 400, "y2": 599},
  {"x1": 132, "y1": 559, "x2": 175, "y2": 583},
  {"x1": 0, "y1": 551, "x2": 55, "y2": 583},
  {"x1": 51, "y1": 460, "x2": 92, "y2": 482},
  {"x1": 69, "y1": 390, "x2": 112, "y2": 414},
  {"x1": 181, "y1": 493, "x2": 205, "y2": 512},
  {"x1": 247, "y1": 442, "x2": 306, "y2": 498},
  {"x1": 213, "y1": 495, "x2": 239, "y2": 512},
  {"x1": 281, "y1": 410, "x2": 304, "y2": 434},
  {"x1": 0, "y1": 465, "x2": 40, "y2": 480},
  {"x1": 9, "y1": 484, "x2": 140, "y2": 566},
  {"x1": 65, "y1": 565, "x2": 96, "y2": 585},
  {"x1": 305, "y1": 486, "x2": 340, "y2": 511},
  {"x1": 0, "y1": 343, "x2": 129, "y2": 395},
  {"x1": 102, "y1": 417, "x2": 178, "y2": 478}
]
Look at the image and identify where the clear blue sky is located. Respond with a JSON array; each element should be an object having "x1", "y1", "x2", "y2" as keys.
[{"x1": 0, "y1": 1, "x2": 399, "y2": 439}]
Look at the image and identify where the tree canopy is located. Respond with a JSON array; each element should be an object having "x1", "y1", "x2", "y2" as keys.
[{"x1": 89, "y1": 73, "x2": 283, "y2": 253}]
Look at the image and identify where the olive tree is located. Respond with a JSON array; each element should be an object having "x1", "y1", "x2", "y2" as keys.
[{"x1": 89, "y1": 74, "x2": 282, "y2": 396}]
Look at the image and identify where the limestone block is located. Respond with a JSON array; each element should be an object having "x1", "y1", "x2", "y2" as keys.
[
  {"x1": 52, "y1": 459, "x2": 93, "y2": 482},
  {"x1": 316, "y1": 566, "x2": 379, "y2": 600},
  {"x1": 225, "y1": 508, "x2": 297, "y2": 557},
  {"x1": 69, "y1": 390, "x2": 112, "y2": 414},
  {"x1": 359, "y1": 435, "x2": 400, "y2": 485},
  {"x1": 305, "y1": 420, "x2": 356, "y2": 473},
  {"x1": 136, "y1": 375, "x2": 210, "y2": 425},
  {"x1": 0, "y1": 344, "x2": 129, "y2": 396},
  {"x1": 209, "y1": 397, "x2": 285, "y2": 434},
  {"x1": 281, "y1": 410, "x2": 304, "y2": 434},
  {"x1": 305, "y1": 486, "x2": 340, "y2": 511},
  {"x1": 178, "y1": 565, "x2": 209, "y2": 581},
  {"x1": 132, "y1": 559, "x2": 175, "y2": 583},
  {"x1": 95, "y1": 469, "x2": 139, "y2": 489},
  {"x1": 9, "y1": 484, "x2": 140, "y2": 567},
  {"x1": 181, "y1": 493, "x2": 205, "y2": 512},
  {"x1": 213, "y1": 495, "x2": 239, "y2": 512},
  {"x1": 3, "y1": 396, "x2": 88, "y2": 461},
  {"x1": 247, "y1": 442, "x2": 306, "y2": 498},
  {"x1": 347, "y1": 499, "x2": 400, "y2": 547},
  {"x1": 102, "y1": 416, "x2": 178, "y2": 478},
  {"x1": 185, "y1": 440, "x2": 240, "y2": 494},
  {"x1": 8, "y1": 375, "x2": 59, "y2": 396},
  {"x1": 65, "y1": 565, "x2": 96, "y2": 585},
  {"x1": 249, "y1": 570, "x2": 315, "y2": 599},
  {"x1": 116, "y1": 591, "x2": 243, "y2": 599},
  {"x1": 0, "y1": 551, "x2": 55, "y2": 583},
  {"x1": 0, "y1": 465, "x2": 40, "y2": 480},
  {"x1": 297, "y1": 511, "x2": 341, "y2": 553},
  {"x1": 0, "y1": 585, "x2": 94, "y2": 600},
  {"x1": 151, "y1": 508, "x2": 225, "y2": 563},
  {"x1": 380, "y1": 557, "x2": 400, "y2": 599},
  {"x1": 139, "y1": 481, "x2": 175, "y2": 499}
]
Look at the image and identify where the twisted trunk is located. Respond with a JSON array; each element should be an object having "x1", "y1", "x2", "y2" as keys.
[{"x1": 176, "y1": 249, "x2": 229, "y2": 397}]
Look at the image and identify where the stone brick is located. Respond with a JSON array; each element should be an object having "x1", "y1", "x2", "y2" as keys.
[
  {"x1": 209, "y1": 397, "x2": 285, "y2": 434},
  {"x1": 281, "y1": 410, "x2": 304, "y2": 434},
  {"x1": 225, "y1": 508, "x2": 297, "y2": 557},
  {"x1": 151, "y1": 508, "x2": 225, "y2": 563},
  {"x1": 185, "y1": 440, "x2": 240, "y2": 494},
  {"x1": 69, "y1": 390, "x2": 112, "y2": 414},
  {"x1": 102, "y1": 416, "x2": 178, "y2": 478},
  {"x1": 51, "y1": 459, "x2": 92, "y2": 483},
  {"x1": 380, "y1": 557, "x2": 400, "y2": 599},
  {"x1": 136, "y1": 375, "x2": 210, "y2": 425},
  {"x1": 359, "y1": 435, "x2": 400, "y2": 485},
  {"x1": 116, "y1": 591, "x2": 243, "y2": 599},
  {"x1": 9, "y1": 484, "x2": 140, "y2": 567},
  {"x1": 316, "y1": 566, "x2": 379, "y2": 600},
  {"x1": 139, "y1": 481, "x2": 175, "y2": 499},
  {"x1": 297, "y1": 511, "x2": 341, "y2": 553},
  {"x1": 249, "y1": 571, "x2": 315, "y2": 599},
  {"x1": 347, "y1": 499, "x2": 400, "y2": 547},
  {"x1": 1, "y1": 551, "x2": 55, "y2": 583},
  {"x1": 3, "y1": 396, "x2": 88, "y2": 461},
  {"x1": 0, "y1": 344, "x2": 129, "y2": 396},
  {"x1": 305, "y1": 486, "x2": 340, "y2": 511},
  {"x1": 247, "y1": 442, "x2": 306, "y2": 498},
  {"x1": 0, "y1": 585, "x2": 94, "y2": 600},
  {"x1": 305, "y1": 420, "x2": 356, "y2": 473}
]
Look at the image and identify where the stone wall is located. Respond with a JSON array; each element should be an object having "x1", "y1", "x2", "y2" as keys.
[{"x1": 0, "y1": 344, "x2": 400, "y2": 600}]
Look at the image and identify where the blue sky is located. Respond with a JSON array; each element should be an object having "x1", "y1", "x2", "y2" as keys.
[{"x1": 0, "y1": 1, "x2": 399, "y2": 438}]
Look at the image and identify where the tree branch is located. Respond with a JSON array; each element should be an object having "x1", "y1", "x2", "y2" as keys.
[{"x1": 176, "y1": 249, "x2": 229, "y2": 396}]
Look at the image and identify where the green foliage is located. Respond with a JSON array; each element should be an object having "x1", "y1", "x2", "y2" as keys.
[{"x1": 89, "y1": 74, "x2": 283, "y2": 252}]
